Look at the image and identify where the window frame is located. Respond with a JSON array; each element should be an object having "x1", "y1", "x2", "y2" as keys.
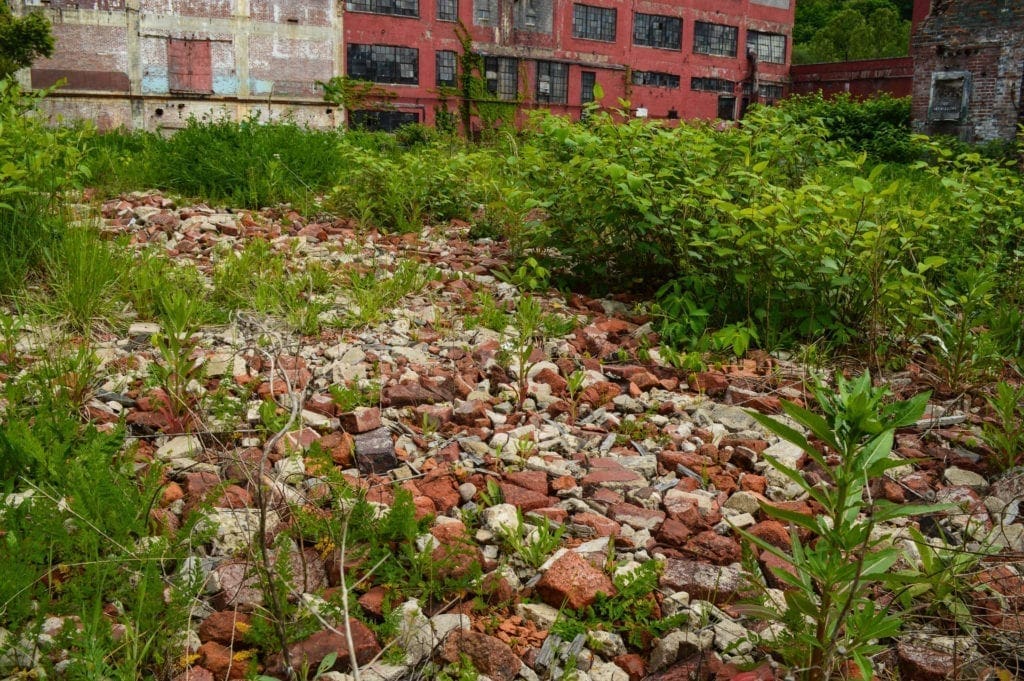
[
  {"x1": 631, "y1": 70, "x2": 680, "y2": 89},
  {"x1": 746, "y1": 29, "x2": 786, "y2": 64},
  {"x1": 572, "y1": 4, "x2": 617, "y2": 42},
  {"x1": 693, "y1": 21, "x2": 738, "y2": 57},
  {"x1": 536, "y1": 60, "x2": 568, "y2": 104},
  {"x1": 345, "y1": 0, "x2": 419, "y2": 18},
  {"x1": 347, "y1": 44, "x2": 420, "y2": 85},
  {"x1": 437, "y1": 0, "x2": 457, "y2": 21},
  {"x1": 691, "y1": 76, "x2": 734, "y2": 93},
  {"x1": 436, "y1": 50, "x2": 457, "y2": 87},
  {"x1": 580, "y1": 70, "x2": 596, "y2": 104},
  {"x1": 483, "y1": 55, "x2": 519, "y2": 101},
  {"x1": 632, "y1": 12, "x2": 682, "y2": 51}
]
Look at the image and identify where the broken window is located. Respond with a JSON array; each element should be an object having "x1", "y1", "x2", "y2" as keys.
[
  {"x1": 572, "y1": 4, "x2": 616, "y2": 42},
  {"x1": 580, "y1": 70, "x2": 596, "y2": 104},
  {"x1": 536, "y1": 61, "x2": 568, "y2": 104},
  {"x1": 436, "y1": 50, "x2": 457, "y2": 87},
  {"x1": 633, "y1": 13, "x2": 681, "y2": 51},
  {"x1": 437, "y1": 0, "x2": 457, "y2": 21},
  {"x1": 717, "y1": 95, "x2": 736, "y2": 120},
  {"x1": 631, "y1": 71, "x2": 679, "y2": 88},
  {"x1": 473, "y1": 0, "x2": 497, "y2": 26},
  {"x1": 168, "y1": 38, "x2": 212, "y2": 95},
  {"x1": 346, "y1": 0, "x2": 418, "y2": 17},
  {"x1": 691, "y1": 77, "x2": 734, "y2": 93},
  {"x1": 928, "y1": 71, "x2": 970, "y2": 122},
  {"x1": 758, "y1": 83, "x2": 784, "y2": 103},
  {"x1": 746, "y1": 30, "x2": 786, "y2": 63},
  {"x1": 514, "y1": 0, "x2": 552, "y2": 32},
  {"x1": 694, "y1": 21, "x2": 738, "y2": 57},
  {"x1": 484, "y1": 56, "x2": 518, "y2": 100},
  {"x1": 347, "y1": 44, "x2": 419, "y2": 85}
]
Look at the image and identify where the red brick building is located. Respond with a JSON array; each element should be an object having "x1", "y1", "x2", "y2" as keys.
[
  {"x1": 345, "y1": 0, "x2": 794, "y2": 127},
  {"x1": 910, "y1": 0, "x2": 1024, "y2": 142},
  {"x1": 13, "y1": 0, "x2": 794, "y2": 130}
]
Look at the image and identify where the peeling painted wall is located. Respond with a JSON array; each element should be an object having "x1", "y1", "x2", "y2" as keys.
[{"x1": 20, "y1": 0, "x2": 341, "y2": 130}]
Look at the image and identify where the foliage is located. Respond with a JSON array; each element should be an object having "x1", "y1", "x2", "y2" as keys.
[
  {"x1": 780, "y1": 93, "x2": 914, "y2": 163},
  {"x1": 552, "y1": 560, "x2": 687, "y2": 651},
  {"x1": 497, "y1": 510, "x2": 565, "y2": 569},
  {"x1": 0, "y1": 395, "x2": 203, "y2": 678},
  {"x1": 740, "y1": 372, "x2": 938, "y2": 681},
  {"x1": 0, "y1": 81, "x2": 89, "y2": 295},
  {"x1": 0, "y1": 2, "x2": 54, "y2": 78},
  {"x1": 40, "y1": 225, "x2": 128, "y2": 333},
  {"x1": 793, "y1": 0, "x2": 912, "y2": 63},
  {"x1": 318, "y1": 76, "x2": 396, "y2": 129},
  {"x1": 980, "y1": 381, "x2": 1024, "y2": 472}
]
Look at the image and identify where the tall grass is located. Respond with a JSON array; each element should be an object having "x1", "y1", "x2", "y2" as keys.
[{"x1": 0, "y1": 81, "x2": 89, "y2": 295}]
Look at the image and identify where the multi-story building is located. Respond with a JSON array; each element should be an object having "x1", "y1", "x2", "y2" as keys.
[{"x1": 13, "y1": 0, "x2": 794, "y2": 131}]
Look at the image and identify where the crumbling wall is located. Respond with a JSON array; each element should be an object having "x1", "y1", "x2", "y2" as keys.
[{"x1": 910, "y1": 0, "x2": 1024, "y2": 141}]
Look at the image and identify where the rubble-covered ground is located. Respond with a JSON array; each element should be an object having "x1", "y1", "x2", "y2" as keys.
[{"x1": 1, "y1": 193, "x2": 1023, "y2": 681}]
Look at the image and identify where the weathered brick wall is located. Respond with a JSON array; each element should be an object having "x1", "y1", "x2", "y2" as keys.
[
  {"x1": 17, "y1": 0, "x2": 339, "y2": 131},
  {"x1": 910, "y1": 0, "x2": 1024, "y2": 141},
  {"x1": 790, "y1": 58, "x2": 913, "y2": 99}
]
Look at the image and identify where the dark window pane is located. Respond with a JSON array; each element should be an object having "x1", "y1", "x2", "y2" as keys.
[
  {"x1": 573, "y1": 4, "x2": 616, "y2": 42},
  {"x1": 694, "y1": 21, "x2": 738, "y2": 57},
  {"x1": 633, "y1": 12, "x2": 681, "y2": 50}
]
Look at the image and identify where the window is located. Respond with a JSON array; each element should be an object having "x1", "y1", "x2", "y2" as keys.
[
  {"x1": 347, "y1": 44, "x2": 419, "y2": 85},
  {"x1": 572, "y1": 4, "x2": 616, "y2": 42},
  {"x1": 536, "y1": 61, "x2": 568, "y2": 104},
  {"x1": 631, "y1": 71, "x2": 679, "y2": 88},
  {"x1": 759, "y1": 83, "x2": 784, "y2": 103},
  {"x1": 514, "y1": 0, "x2": 552, "y2": 32},
  {"x1": 346, "y1": 0, "x2": 418, "y2": 17},
  {"x1": 484, "y1": 56, "x2": 518, "y2": 100},
  {"x1": 694, "y1": 21, "x2": 738, "y2": 57},
  {"x1": 168, "y1": 39, "x2": 212, "y2": 95},
  {"x1": 351, "y1": 110, "x2": 420, "y2": 131},
  {"x1": 580, "y1": 70, "x2": 596, "y2": 104},
  {"x1": 633, "y1": 12, "x2": 681, "y2": 50},
  {"x1": 691, "y1": 77, "x2": 734, "y2": 93},
  {"x1": 474, "y1": 0, "x2": 497, "y2": 25},
  {"x1": 436, "y1": 50, "x2": 457, "y2": 87},
  {"x1": 437, "y1": 0, "x2": 456, "y2": 21},
  {"x1": 717, "y1": 95, "x2": 736, "y2": 120},
  {"x1": 747, "y1": 30, "x2": 786, "y2": 63}
]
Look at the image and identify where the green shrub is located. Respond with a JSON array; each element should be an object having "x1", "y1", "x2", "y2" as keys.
[{"x1": 0, "y1": 81, "x2": 89, "y2": 295}]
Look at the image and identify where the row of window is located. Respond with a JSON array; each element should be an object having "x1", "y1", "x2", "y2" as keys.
[
  {"x1": 347, "y1": 0, "x2": 785, "y2": 63},
  {"x1": 350, "y1": 44, "x2": 784, "y2": 105}
]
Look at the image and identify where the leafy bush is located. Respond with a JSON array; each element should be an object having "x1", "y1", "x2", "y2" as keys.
[
  {"x1": 0, "y1": 81, "x2": 89, "y2": 294},
  {"x1": 781, "y1": 93, "x2": 916, "y2": 162}
]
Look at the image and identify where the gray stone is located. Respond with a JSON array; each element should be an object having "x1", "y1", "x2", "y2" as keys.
[
  {"x1": 397, "y1": 599, "x2": 433, "y2": 665},
  {"x1": 155, "y1": 435, "x2": 202, "y2": 461},
  {"x1": 723, "y1": 491, "x2": 762, "y2": 515},
  {"x1": 588, "y1": 660, "x2": 628, "y2": 681},
  {"x1": 516, "y1": 602, "x2": 560, "y2": 630},
  {"x1": 354, "y1": 427, "x2": 399, "y2": 474},
  {"x1": 942, "y1": 466, "x2": 988, "y2": 492},
  {"x1": 762, "y1": 440, "x2": 803, "y2": 468},
  {"x1": 587, "y1": 631, "x2": 626, "y2": 659},
  {"x1": 648, "y1": 629, "x2": 714, "y2": 671},
  {"x1": 659, "y1": 560, "x2": 743, "y2": 605}
]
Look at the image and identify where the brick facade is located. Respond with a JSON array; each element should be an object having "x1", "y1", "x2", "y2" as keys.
[
  {"x1": 15, "y1": 0, "x2": 794, "y2": 130},
  {"x1": 18, "y1": 0, "x2": 341, "y2": 131},
  {"x1": 790, "y1": 57, "x2": 913, "y2": 99},
  {"x1": 910, "y1": 0, "x2": 1024, "y2": 142}
]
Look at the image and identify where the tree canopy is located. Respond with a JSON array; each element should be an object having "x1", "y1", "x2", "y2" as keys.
[
  {"x1": 793, "y1": 0, "x2": 912, "y2": 64},
  {"x1": 0, "y1": 1, "x2": 54, "y2": 79}
]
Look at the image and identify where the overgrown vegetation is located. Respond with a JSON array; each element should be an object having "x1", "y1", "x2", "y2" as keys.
[{"x1": 1, "y1": 76, "x2": 1023, "y2": 679}]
